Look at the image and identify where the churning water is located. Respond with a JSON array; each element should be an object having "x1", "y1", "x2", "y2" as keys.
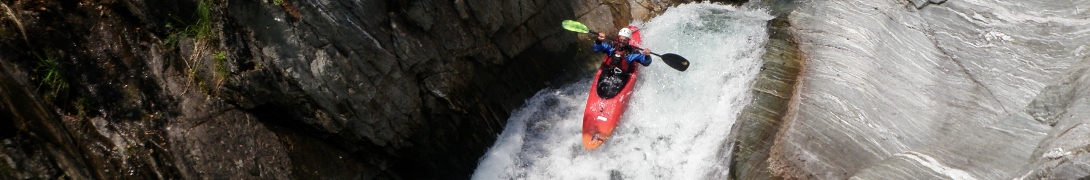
[{"x1": 473, "y1": 3, "x2": 773, "y2": 179}]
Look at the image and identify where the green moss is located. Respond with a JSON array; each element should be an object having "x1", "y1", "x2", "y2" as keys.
[
  {"x1": 212, "y1": 50, "x2": 229, "y2": 84},
  {"x1": 212, "y1": 50, "x2": 227, "y2": 60},
  {"x1": 272, "y1": 0, "x2": 284, "y2": 5}
]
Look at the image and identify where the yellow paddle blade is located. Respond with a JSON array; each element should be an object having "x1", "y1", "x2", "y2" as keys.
[{"x1": 562, "y1": 20, "x2": 590, "y2": 33}]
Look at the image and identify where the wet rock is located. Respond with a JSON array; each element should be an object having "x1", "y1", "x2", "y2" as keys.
[
  {"x1": 167, "y1": 109, "x2": 290, "y2": 179},
  {"x1": 0, "y1": 139, "x2": 63, "y2": 179},
  {"x1": 730, "y1": 0, "x2": 1090, "y2": 179},
  {"x1": 0, "y1": 59, "x2": 83, "y2": 180}
]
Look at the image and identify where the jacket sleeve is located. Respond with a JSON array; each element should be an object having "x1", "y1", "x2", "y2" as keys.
[
  {"x1": 628, "y1": 53, "x2": 652, "y2": 66},
  {"x1": 593, "y1": 40, "x2": 612, "y2": 53}
]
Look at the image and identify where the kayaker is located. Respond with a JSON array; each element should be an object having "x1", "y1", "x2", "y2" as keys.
[{"x1": 594, "y1": 27, "x2": 651, "y2": 75}]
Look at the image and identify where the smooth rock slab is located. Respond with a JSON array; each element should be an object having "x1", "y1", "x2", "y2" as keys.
[{"x1": 753, "y1": 0, "x2": 1090, "y2": 179}]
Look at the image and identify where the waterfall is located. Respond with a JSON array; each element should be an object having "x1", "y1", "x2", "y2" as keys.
[{"x1": 473, "y1": 2, "x2": 773, "y2": 179}]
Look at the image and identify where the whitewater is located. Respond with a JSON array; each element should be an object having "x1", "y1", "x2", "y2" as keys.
[{"x1": 473, "y1": 3, "x2": 773, "y2": 179}]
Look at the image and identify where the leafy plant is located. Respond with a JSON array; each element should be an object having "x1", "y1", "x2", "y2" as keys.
[
  {"x1": 212, "y1": 50, "x2": 229, "y2": 83},
  {"x1": 162, "y1": 0, "x2": 215, "y2": 47},
  {"x1": 212, "y1": 51, "x2": 227, "y2": 61},
  {"x1": 34, "y1": 53, "x2": 67, "y2": 100},
  {"x1": 163, "y1": 23, "x2": 182, "y2": 48}
]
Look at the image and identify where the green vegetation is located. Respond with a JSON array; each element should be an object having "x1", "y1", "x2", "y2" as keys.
[
  {"x1": 192, "y1": 0, "x2": 214, "y2": 41},
  {"x1": 163, "y1": 23, "x2": 181, "y2": 48},
  {"x1": 272, "y1": 0, "x2": 284, "y2": 5},
  {"x1": 163, "y1": 0, "x2": 216, "y2": 47},
  {"x1": 162, "y1": 0, "x2": 228, "y2": 95},
  {"x1": 72, "y1": 96, "x2": 96, "y2": 119},
  {"x1": 34, "y1": 53, "x2": 67, "y2": 101},
  {"x1": 31, "y1": 53, "x2": 98, "y2": 119},
  {"x1": 185, "y1": 50, "x2": 228, "y2": 95},
  {"x1": 212, "y1": 50, "x2": 227, "y2": 61},
  {"x1": 212, "y1": 50, "x2": 229, "y2": 85}
]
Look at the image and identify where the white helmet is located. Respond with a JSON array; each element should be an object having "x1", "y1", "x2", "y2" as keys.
[{"x1": 618, "y1": 28, "x2": 633, "y2": 38}]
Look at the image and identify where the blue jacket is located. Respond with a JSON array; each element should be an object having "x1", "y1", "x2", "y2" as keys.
[{"x1": 593, "y1": 40, "x2": 652, "y2": 66}]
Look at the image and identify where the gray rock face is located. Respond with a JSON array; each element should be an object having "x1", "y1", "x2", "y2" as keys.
[
  {"x1": 165, "y1": 110, "x2": 291, "y2": 179},
  {"x1": 729, "y1": 0, "x2": 1090, "y2": 179},
  {"x1": 0, "y1": 0, "x2": 695, "y2": 179},
  {"x1": 1018, "y1": 59, "x2": 1090, "y2": 179}
]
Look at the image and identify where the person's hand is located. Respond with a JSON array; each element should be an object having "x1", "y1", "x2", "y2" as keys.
[
  {"x1": 641, "y1": 48, "x2": 650, "y2": 55},
  {"x1": 597, "y1": 33, "x2": 606, "y2": 41}
]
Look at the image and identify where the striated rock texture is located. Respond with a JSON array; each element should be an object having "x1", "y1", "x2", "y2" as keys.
[
  {"x1": 718, "y1": 13, "x2": 804, "y2": 180},
  {"x1": 729, "y1": 0, "x2": 1090, "y2": 179},
  {"x1": 0, "y1": 0, "x2": 702, "y2": 179},
  {"x1": 1018, "y1": 59, "x2": 1090, "y2": 179}
]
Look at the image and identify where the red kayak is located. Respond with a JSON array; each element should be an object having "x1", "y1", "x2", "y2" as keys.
[{"x1": 582, "y1": 26, "x2": 642, "y2": 150}]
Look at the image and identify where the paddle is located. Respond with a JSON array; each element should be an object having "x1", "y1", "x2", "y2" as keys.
[{"x1": 562, "y1": 20, "x2": 690, "y2": 71}]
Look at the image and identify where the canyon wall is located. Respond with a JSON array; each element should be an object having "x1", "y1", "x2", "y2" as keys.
[
  {"x1": 728, "y1": 0, "x2": 1090, "y2": 179},
  {"x1": 0, "y1": 0, "x2": 725, "y2": 178}
]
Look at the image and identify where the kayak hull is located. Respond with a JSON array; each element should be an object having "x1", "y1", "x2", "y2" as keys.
[{"x1": 582, "y1": 66, "x2": 639, "y2": 150}]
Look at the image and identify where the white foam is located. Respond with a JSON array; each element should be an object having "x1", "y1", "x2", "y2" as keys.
[{"x1": 473, "y1": 2, "x2": 772, "y2": 179}]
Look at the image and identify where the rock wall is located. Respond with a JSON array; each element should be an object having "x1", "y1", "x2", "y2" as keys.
[
  {"x1": 729, "y1": 0, "x2": 1090, "y2": 179},
  {"x1": 1018, "y1": 58, "x2": 1090, "y2": 179},
  {"x1": 0, "y1": 0, "x2": 706, "y2": 179},
  {"x1": 718, "y1": 13, "x2": 804, "y2": 180}
]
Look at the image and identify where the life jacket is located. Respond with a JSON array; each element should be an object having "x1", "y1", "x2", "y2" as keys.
[{"x1": 603, "y1": 41, "x2": 634, "y2": 74}]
